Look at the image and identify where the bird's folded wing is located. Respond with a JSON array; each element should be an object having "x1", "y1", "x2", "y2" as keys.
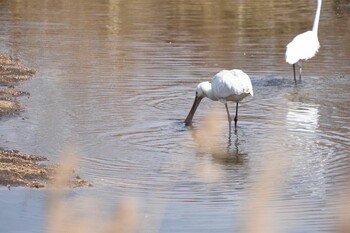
[{"x1": 212, "y1": 70, "x2": 250, "y2": 99}]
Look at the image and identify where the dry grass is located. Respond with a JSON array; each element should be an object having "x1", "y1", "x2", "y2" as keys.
[
  {"x1": 243, "y1": 157, "x2": 288, "y2": 233},
  {"x1": 0, "y1": 88, "x2": 25, "y2": 97},
  {"x1": 0, "y1": 99, "x2": 22, "y2": 116},
  {"x1": 42, "y1": 109, "x2": 350, "y2": 233},
  {"x1": 191, "y1": 106, "x2": 226, "y2": 182},
  {"x1": 195, "y1": 107, "x2": 287, "y2": 232},
  {"x1": 0, "y1": 148, "x2": 90, "y2": 188},
  {"x1": 47, "y1": 149, "x2": 138, "y2": 233},
  {"x1": 192, "y1": 105, "x2": 226, "y2": 151},
  {"x1": 333, "y1": 172, "x2": 350, "y2": 233},
  {"x1": 0, "y1": 54, "x2": 35, "y2": 118},
  {"x1": 0, "y1": 54, "x2": 91, "y2": 190}
]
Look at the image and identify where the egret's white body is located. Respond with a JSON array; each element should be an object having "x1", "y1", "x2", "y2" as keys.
[
  {"x1": 286, "y1": 31, "x2": 320, "y2": 65},
  {"x1": 184, "y1": 69, "x2": 253, "y2": 128},
  {"x1": 285, "y1": 0, "x2": 322, "y2": 81}
]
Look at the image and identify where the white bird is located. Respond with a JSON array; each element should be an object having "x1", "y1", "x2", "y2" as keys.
[
  {"x1": 286, "y1": 0, "x2": 322, "y2": 81},
  {"x1": 184, "y1": 69, "x2": 253, "y2": 128}
]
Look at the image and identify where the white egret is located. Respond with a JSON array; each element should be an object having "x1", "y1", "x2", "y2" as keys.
[
  {"x1": 285, "y1": 0, "x2": 322, "y2": 81},
  {"x1": 184, "y1": 69, "x2": 253, "y2": 128}
]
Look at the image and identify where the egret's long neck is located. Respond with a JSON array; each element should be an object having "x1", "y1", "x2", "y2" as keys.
[{"x1": 312, "y1": 0, "x2": 322, "y2": 34}]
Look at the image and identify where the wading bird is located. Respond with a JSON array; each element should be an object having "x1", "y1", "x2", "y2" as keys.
[
  {"x1": 184, "y1": 69, "x2": 253, "y2": 128},
  {"x1": 285, "y1": 0, "x2": 322, "y2": 81}
]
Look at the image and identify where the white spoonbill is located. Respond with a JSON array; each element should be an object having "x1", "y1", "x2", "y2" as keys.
[
  {"x1": 184, "y1": 69, "x2": 253, "y2": 128},
  {"x1": 285, "y1": 0, "x2": 322, "y2": 81}
]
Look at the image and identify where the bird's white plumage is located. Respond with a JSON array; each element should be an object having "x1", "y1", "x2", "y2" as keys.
[
  {"x1": 184, "y1": 69, "x2": 253, "y2": 127},
  {"x1": 285, "y1": 31, "x2": 320, "y2": 64},
  {"x1": 285, "y1": 0, "x2": 322, "y2": 67},
  {"x1": 211, "y1": 69, "x2": 253, "y2": 102}
]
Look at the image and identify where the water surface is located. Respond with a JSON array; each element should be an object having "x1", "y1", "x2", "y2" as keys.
[{"x1": 0, "y1": 0, "x2": 349, "y2": 232}]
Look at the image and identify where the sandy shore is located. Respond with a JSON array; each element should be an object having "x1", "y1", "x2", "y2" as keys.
[{"x1": 0, "y1": 54, "x2": 90, "y2": 188}]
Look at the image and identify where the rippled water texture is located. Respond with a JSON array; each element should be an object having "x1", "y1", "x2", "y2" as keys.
[{"x1": 0, "y1": 0, "x2": 349, "y2": 232}]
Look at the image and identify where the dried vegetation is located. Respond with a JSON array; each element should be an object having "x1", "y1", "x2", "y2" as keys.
[
  {"x1": 0, "y1": 54, "x2": 34, "y2": 117},
  {"x1": 0, "y1": 54, "x2": 90, "y2": 188}
]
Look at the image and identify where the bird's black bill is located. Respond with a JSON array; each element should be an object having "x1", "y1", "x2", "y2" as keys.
[{"x1": 184, "y1": 96, "x2": 203, "y2": 126}]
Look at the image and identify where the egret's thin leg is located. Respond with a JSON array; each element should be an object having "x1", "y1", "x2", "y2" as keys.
[
  {"x1": 234, "y1": 102, "x2": 239, "y2": 127},
  {"x1": 299, "y1": 61, "x2": 302, "y2": 80},
  {"x1": 293, "y1": 64, "x2": 296, "y2": 82},
  {"x1": 225, "y1": 103, "x2": 232, "y2": 129}
]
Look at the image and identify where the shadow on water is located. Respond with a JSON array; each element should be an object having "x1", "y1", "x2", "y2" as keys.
[{"x1": 257, "y1": 75, "x2": 292, "y2": 87}]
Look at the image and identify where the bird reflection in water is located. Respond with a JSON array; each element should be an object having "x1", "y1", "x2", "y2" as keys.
[
  {"x1": 213, "y1": 128, "x2": 246, "y2": 165},
  {"x1": 191, "y1": 107, "x2": 246, "y2": 165}
]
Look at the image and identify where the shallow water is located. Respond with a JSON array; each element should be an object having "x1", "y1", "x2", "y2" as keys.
[{"x1": 0, "y1": 0, "x2": 349, "y2": 232}]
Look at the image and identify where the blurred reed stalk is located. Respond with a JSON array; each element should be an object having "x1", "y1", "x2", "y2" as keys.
[
  {"x1": 243, "y1": 156, "x2": 287, "y2": 233},
  {"x1": 192, "y1": 105, "x2": 226, "y2": 182},
  {"x1": 47, "y1": 148, "x2": 138, "y2": 233}
]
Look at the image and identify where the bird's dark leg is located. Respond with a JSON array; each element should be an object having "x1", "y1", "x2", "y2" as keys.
[
  {"x1": 293, "y1": 64, "x2": 296, "y2": 82},
  {"x1": 234, "y1": 102, "x2": 239, "y2": 127},
  {"x1": 299, "y1": 61, "x2": 302, "y2": 81},
  {"x1": 225, "y1": 103, "x2": 232, "y2": 129}
]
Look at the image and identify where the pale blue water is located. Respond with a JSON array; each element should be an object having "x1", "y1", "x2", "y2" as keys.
[{"x1": 0, "y1": 0, "x2": 349, "y2": 232}]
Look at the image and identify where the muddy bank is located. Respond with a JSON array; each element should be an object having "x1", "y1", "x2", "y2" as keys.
[
  {"x1": 0, "y1": 149, "x2": 91, "y2": 188},
  {"x1": 0, "y1": 54, "x2": 90, "y2": 188},
  {"x1": 0, "y1": 54, "x2": 34, "y2": 117}
]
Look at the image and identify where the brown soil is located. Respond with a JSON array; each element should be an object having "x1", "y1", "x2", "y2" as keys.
[
  {"x1": 0, "y1": 54, "x2": 34, "y2": 117},
  {"x1": 0, "y1": 149, "x2": 91, "y2": 188},
  {"x1": 0, "y1": 54, "x2": 90, "y2": 188}
]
